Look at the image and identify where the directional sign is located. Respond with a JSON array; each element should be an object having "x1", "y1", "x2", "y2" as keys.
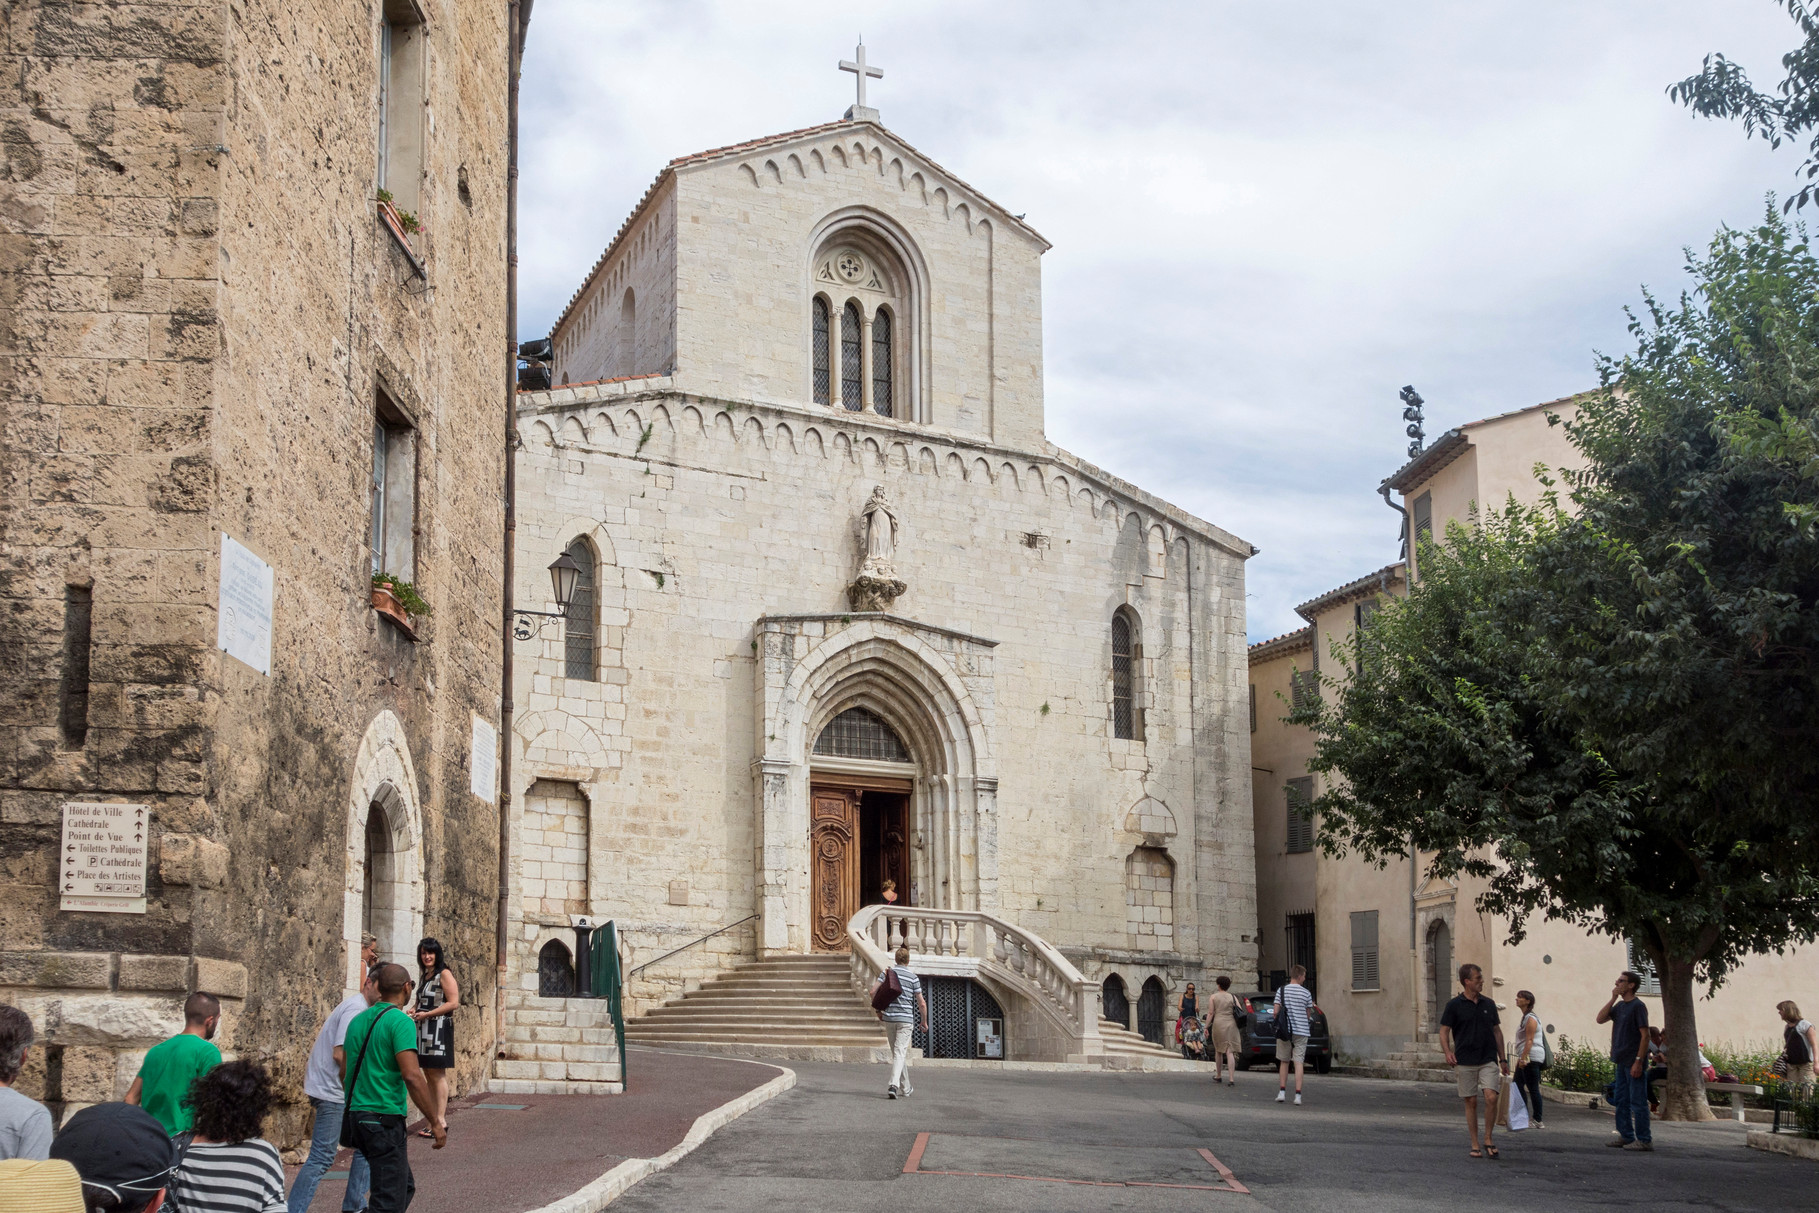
[{"x1": 60, "y1": 802, "x2": 148, "y2": 914}]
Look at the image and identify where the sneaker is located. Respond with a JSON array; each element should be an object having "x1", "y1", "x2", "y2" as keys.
[
  {"x1": 1293, "y1": 1093, "x2": 1302, "y2": 1105},
  {"x1": 1606, "y1": 1138, "x2": 1631, "y2": 1147},
  {"x1": 1275, "y1": 1089, "x2": 1286, "y2": 1103},
  {"x1": 901, "y1": 1086, "x2": 913, "y2": 1097},
  {"x1": 1628, "y1": 1141, "x2": 1653, "y2": 1151},
  {"x1": 887, "y1": 1085, "x2": 898, "y2": 1100}
]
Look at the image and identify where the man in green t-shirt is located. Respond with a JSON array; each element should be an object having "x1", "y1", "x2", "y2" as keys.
[
  {"x1": 125, "y1": 992, "x2": 223, "y2": 1135},
  {"x1": 343, "y1": 963, "x2": 443, "y2": 1212}
]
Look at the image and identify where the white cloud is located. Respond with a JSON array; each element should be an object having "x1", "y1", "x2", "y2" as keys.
[{"x1": 519, "y1": 0, "x2": 1799, "y2": 639}]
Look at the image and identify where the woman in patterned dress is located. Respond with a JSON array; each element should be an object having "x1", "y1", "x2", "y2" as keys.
[{"x1": 412, "y1": 937, "x2": 459, "y2": 1138}]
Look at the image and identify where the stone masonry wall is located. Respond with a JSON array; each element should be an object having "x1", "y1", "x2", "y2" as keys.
[{"x1": 1, "y1": 0, "x2": 507, "y2": 1147}]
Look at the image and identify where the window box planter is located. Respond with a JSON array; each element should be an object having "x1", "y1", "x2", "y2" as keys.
[
  {"x1": 376, "y1": 196, "x2": 426, "y2": 279},
  {"x1": 370, "y1": 584, "x2": 418, "y2": 640}
]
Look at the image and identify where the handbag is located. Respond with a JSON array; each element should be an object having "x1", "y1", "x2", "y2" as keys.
[
  {"x1": 1273, "y1": 992, "x2": 1292, "y2": 1042},
  {"x1": 339, "y1": 1005, "x2": 396, "y2": 1149},
  {"x1": 1539, "y1": 1027, "x2": 1553, "y2": 1071},
  {"x1": 870, "y1": 966, "x2": 902, "y2": 1014}
]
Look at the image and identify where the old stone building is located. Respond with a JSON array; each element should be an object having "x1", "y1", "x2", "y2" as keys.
[
  {"x1": 502, "y1": 75, "x2": 1258, "y2": 1077},
  {"x1": 1, "y1": 1, "x2": 509, "y2": 1139}
]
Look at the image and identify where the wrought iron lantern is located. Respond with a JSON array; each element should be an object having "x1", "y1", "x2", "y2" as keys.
[{"x1": 513, "y1": 552, "x2": 582, "y2": 640}]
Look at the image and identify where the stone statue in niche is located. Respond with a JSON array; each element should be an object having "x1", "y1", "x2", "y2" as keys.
[{"x1": 849, "y1": 485, "x2": 907, "y2": 612}]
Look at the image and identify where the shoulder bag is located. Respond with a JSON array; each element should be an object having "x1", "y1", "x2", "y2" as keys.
[
  {"x1": 870, "y1": 966, "x2": 902, "y2": 1014},
  {"x1": 339, "y1": 1005, "x2": 396, "y2": 1149},
  {"x1": 1273, "y1": 990, "x2": 1292, "y2": 1042},
  {"x1": 1539, "y1": 1021, "x2": 1553, "y2": 1071}
]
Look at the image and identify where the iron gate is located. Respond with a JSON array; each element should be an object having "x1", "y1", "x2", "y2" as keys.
[
  {"x1": 912, "y1": 977, "x2": 1006, "y2": 1059},
  {"x1": 1136, "y1": 977, "x2": 1166, "y2": 1046}
]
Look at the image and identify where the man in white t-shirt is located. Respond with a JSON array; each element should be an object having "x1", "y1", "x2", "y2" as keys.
[
  {"x1": 288, "y1": 965, "x2": 379, "y2": 1213},
  {"x1": 871, "y1": 947, "x2": 929, "y2": 1100},
  {"x1": 0, "y1": 1005, "x2": 52, "y2": 1161}
]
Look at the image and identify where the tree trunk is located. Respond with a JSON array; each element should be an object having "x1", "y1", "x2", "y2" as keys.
[{"x1": 1657, "y1": 955, "x2": 1714, "y2": 1122}]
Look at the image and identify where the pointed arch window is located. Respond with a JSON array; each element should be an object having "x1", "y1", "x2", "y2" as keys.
[
  {"x1": 1112, "y1": 609, "x2": 1142, "y2": 741},
  {"x1": 871, "y1": 308, "x2": 893, "y2": 417},
  {"x1": 812, "y1": 296, "x2": 832, "y2": 405},
  {"x1": 563, "y1": 538, "x2": 596, "y2": 681},
  {"x1": 840, "y1": 301, "x2": 864, "y2": 411},
  {"x1": 813, "y1": 706, "x2": 911, "y2": 763}
]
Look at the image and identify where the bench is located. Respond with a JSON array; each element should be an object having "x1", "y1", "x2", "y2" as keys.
[{"x1": 1705, "y1": 1082, "x2": 1765, "y2": 1122}]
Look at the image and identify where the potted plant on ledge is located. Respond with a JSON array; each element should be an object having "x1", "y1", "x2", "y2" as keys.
[
  {"x1": 375, "y1": 188, "x2": 422, "y2": 252},
  {"x1": 371, "y1": 572, "x2": 431, "y2": 639}
]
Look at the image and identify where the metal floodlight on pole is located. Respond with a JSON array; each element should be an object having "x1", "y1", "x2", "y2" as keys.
[{"x1": 512, "y1": 551, "x2": 580, "y2": 640}]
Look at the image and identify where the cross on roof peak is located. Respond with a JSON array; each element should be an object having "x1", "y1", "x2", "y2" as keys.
[{"x1": 839, "y1": 38, "x2": 883, "y2": 122}]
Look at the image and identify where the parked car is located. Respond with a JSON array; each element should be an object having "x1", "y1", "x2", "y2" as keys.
[{"x1": 1234, "y1": 990, "x2": 1332, "y2": 1073}]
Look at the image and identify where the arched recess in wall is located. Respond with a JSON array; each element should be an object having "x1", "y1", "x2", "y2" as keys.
[
  {"x1": 1101, "y1": 974, "x2": 1130, "y2": 1029},
  {"x1": 1125, "y1": 846, "x2": 1175, "y2": 951},
  {"x1": 343, "y1": 711, "x2": 425, "y2": 990},
  {"x1": 618, "y1": 287, "x2": 636, "y2": 376},
  {"x1": 804, "y1": 206, "x2": 929, "y2": 421}
]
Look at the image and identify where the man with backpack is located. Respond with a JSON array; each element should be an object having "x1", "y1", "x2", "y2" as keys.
[{"x1": 870, "y1": 947, "x2": 928, "y2": 1100}]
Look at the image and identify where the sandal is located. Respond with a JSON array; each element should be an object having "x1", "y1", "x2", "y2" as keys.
[
  {"x1": 1469, "y1": 1148, "x2": 1482, "y2": 1158},
  {"x1": 1485, "y1": 1144, "x2": 1499, "y2": 1159},
  {"x1": 416, "y1": 1129, "x2": 436, "y2": 1139}
]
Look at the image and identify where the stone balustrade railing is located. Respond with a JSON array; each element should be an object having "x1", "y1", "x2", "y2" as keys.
[{"x1": 847, "y1": 904, "x2": 1104, "y2": 1061}]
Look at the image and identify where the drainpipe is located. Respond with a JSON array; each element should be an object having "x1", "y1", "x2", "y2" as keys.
[
  {"x1": 497, "y1": 0, "x2": 534, "y2": 1053},
  {"x1": 1378, "y1": 486, "x2": 1420, "y2": 1042}
]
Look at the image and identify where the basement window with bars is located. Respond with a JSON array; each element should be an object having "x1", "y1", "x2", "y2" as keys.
[
  {"x1": 1286, "y1": 777, "x2": 1314, "y2": 854},
  {"x1": 1351, "y1": 910, "x2": 1381, "y2": 991}
]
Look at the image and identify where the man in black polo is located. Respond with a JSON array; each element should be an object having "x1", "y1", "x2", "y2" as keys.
[{"x1": 1439, "y1": 962, "x2": 1508, "y2": 1159}]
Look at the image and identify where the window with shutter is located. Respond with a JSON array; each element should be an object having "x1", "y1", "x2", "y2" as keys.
[
  {"x1": 1286, "y1": 777, "x2": 1314, "y2": 853},
  {"x1": 1350, "y1": 910, "x2": 1380, "y2": 991},
  {"x1": 1290, "y1": 669, "x2": 1320, "y2": 711},
  {"x1": 1626, "y1": 939, "x2": 1662, "y2": 995},
  {"x1": 1413, "y1": 491, "x2": 1433, "y2": 543}
]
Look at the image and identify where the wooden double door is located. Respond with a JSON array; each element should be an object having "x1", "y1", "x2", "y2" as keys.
[{"x1": 810, "y1": 783, "x2": 910, "y2": 952}]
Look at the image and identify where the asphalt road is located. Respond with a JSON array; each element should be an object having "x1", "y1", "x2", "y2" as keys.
[{"x1": 613, "y1": 1061, "x2": 1818, "y2": 1213}]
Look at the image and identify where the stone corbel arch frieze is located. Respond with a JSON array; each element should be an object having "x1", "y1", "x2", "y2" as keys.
[
  {"x1": 343, "y1": 711, "x2": 426, "y2": 991},
  {"x1": 753, "y1": 615, "x2": 997, "y2": 955}
]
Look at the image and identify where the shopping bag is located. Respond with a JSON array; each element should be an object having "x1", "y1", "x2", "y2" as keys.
[{"x1": 1507, "y1": 1084, "x2": 1530, "y2": 1132}]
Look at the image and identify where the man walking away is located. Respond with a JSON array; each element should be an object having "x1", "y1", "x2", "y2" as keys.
[
  {"x1": 127, "y1": 992, "x2": 223, "y2": 1135},
  {"x1": 0, "y1": 1005, "x2": 52, "y2": 1161},
  {"x1": 1596, "y1": 970, "x2": 1653, "y2": 1151},
  {"x1": 1439, "y1": 963, "x2": 1508, "y2": 1158},
  {"x1": 288, "y1": 966, "x2": 380, "y2": 1213},
  {"x1": 1274, "y1": 965, "x2": 1315, "y2": 1105},
  {"x1": 345, "y1": 963, "x2": 444, "y2": 1212},
  {"x1": 870, "y1": 947, "x2": 928, "y2": 1100}
]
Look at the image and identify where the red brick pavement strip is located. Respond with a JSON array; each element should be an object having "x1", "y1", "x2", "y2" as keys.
[{"x1": 287, "y1": 1049, "x2": 786, "y2": 1213}]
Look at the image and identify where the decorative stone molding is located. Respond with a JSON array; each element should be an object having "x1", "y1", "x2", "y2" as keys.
[{"x1": 342, "y1": 711, "x2": 426, "y2": 989}]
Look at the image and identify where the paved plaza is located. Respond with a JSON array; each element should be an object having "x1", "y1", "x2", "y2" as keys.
[{"x1": 614, "y1": 1059, "x2": 1812, "y2": 1213}]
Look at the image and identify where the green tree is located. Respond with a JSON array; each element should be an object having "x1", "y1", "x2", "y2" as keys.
[
  {"x1": 1295, "y1": 208, "x2": 1819, "y2": 1120},
  {"x1": 1672, "y1": 1, "x2": 1819, "y2": 210}
]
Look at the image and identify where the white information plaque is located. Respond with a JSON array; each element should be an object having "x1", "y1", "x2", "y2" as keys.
[
  {"x1": 216, "y1": 533, "x2": 273, "y2": 675},
  {"x1": 61, "y1": 802, "x2": 149, "y2": 914},
  {"x1": 470, "y1": 714, "x2": 497, "y2": 804}
]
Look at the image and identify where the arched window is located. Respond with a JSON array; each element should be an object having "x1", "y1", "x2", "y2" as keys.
[
  {"x1": 1112, "y1": 610, "x2": 1142, "y2": 741},
  {"x1": 871, "y1": 307, "x2": 893, "y2": 417},
  {"x1": 840, "y1": 301, "x2": 863, "y2": 411},
  {"x1": 538, "y1": 939, "x2": 575, "y2": 997},
  {"x1": 812, "y1": 296, "x2": 832, "y2": 405},
  {"x1": 814, "y1": 706, "x2": 911, "y2": 763},
  {"x1": 564, "y1": 538, "x2": 596, "y2": 681}
]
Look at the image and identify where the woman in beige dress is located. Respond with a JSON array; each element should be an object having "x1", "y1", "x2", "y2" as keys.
[{"x1": 1207, "y1": 975, "x2": 1243, "y2": 1086}]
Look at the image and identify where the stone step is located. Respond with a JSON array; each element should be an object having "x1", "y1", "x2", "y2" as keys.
[
  {"x1": 647, "y1": 1001, "x2": 879, "y2": 1017},
  {"x1": 1333, "y1": 1063, "x2": 1455, "y2": 1084}
]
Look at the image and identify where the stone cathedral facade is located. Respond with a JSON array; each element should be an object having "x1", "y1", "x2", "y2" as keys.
[{"x1": 506, "y1": 108, "x2": 1259, "y2": 1056}]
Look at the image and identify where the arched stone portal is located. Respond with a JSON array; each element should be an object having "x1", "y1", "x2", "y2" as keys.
[
  {"x1": 753, "y1": 615, "x2": 997, "y2": 956},
  {"x1": 343, "y1": 711, "x2": 425, "y2": 990}
]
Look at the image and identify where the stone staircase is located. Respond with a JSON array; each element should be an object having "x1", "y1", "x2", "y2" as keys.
[
  {"x1": 622, "y1": 953, "x2": 890, "y2": 1062},
  {"x1": 1096, "y1": 1018, "x2": 1201, "y2": 1071},
  {"x1": 1333, "y1": 1033, "x2": 1452, "y2": 1084},
  {"x1": 492, "y1": 994, "x2": 625, "y2": 1095}
]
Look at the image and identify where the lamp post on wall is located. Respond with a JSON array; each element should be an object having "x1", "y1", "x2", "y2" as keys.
[{"x1": 512, "y1": 552, "x2": 581, "y2": 640}]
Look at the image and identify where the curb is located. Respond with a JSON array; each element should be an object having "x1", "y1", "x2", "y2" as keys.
[
  {"x1": 521, "y1": 1058, "x2": 797, "y2": 1213},
  {"x1": 1748, "y1": 1130, "x2": 1819, "y2": 1161}
]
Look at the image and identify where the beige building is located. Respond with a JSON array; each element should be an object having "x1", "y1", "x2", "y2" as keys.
[
  {"x1": 502, "y1": 97, "x2": 1259, "y2": 1072},
  {"x1": 1254, "y1": 395, "x2": 1819, "y2": 1063},
  {"x1": 1, "y1": 1, "x2": 510, "y2": 1141}
]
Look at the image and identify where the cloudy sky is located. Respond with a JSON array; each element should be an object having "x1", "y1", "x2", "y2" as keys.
[{"x1": 518, "y1": 1, "x2": 1799, "y2": 642}]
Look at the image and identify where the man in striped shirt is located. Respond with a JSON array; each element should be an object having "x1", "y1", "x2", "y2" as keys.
[
  {"x1": 1275, "y1": 964, "x2": 1315, "y2": 1105},
  {"x1": 871, "y1": 946, "x2": 928, "y2": 1100}
]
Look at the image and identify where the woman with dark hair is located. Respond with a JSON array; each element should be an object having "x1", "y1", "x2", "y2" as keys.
[
  {"x1": 1513, "y1": 990, "x2": 1546, "y2": 1129},
  {"x1": 165, "y1": 1059, "x2": 287, "y2": 1211},
  {"x1": 412, "y1": 937, "x2": 460, "y2": 1138},
  {"x1": 1207, "y1": 975, "x2": 1243, "y2": 1086}
]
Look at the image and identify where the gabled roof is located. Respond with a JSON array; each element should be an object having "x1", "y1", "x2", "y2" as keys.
[
  {"x1": 549, "y1": 118, "x2": 1050, "y2": 338},
  {"x1": 1293, "y1": 562, "x2": 1405, "y2": 624},
  {"x1": 1379, "y1": 391, "x2": 1589, "y2": 494},
  {"x1": 1248, "y1": 625, "x2": 1312, "y2": 663}
]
